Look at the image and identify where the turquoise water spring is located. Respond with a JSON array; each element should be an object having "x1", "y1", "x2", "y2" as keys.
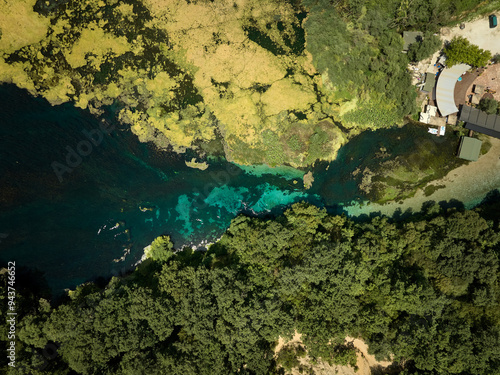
[{"x1": 0, "y1": 84, "x2": 487, "y2": 293}]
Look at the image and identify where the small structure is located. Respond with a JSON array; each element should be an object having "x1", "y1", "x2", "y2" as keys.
[
  {"x1": 474, "y1": 84, "x2": 485, "y2": 95},
  {"x1": 447, "y1": 114, "x2": 458, "y2": 125},
  {"x1": 419, "y1": 104, "x2": 438, "y2": 124},
  {"x1": 471, "y1": 94, "x2": 481, "y2": 105},
  {"x1": 428, "y1": 125, "x2": 446, "y2": 136},
  {"x1": 435, "y1": 64, "x2": 471, "y2": 117},
  {"x1": 460, "y1": 105, "x2": 500, "y2": 139},
  {"x1": 403, "y1": 31, "x2": 423, "y2": 51},
  {"x1": 422, "y1": 72, "x2": 436, "y2": 93},
  {"x1": 427, "y1": 105, "x2": 437, "y2": 117},
  {"x1": 457, "y1": 136, "x2": 482, "y2": 161},
  {"x1": 421, "y1": 112, "x2": 431, "y2": 124}
]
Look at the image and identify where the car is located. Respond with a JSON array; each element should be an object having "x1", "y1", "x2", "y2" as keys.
[{"x1": 490, "y1": 14, "x2": 497, "y2": 28}]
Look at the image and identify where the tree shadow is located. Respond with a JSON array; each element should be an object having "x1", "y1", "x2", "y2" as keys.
[
  {"x1": 371, "y1": 362, "x2": 402, "y2": 375},
  {"x1": 392, "y1": 207, "x2": 414, "y2": 221},
  {"x1": 437, "y1": 198, "x2": 465, "y2": 212}
]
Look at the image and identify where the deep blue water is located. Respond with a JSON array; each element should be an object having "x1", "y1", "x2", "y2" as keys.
[
  {"x1": 0, "y1": 84, "x2": 476, "y2": 293},
  {"x1": 0, "y1": 85, "x2": 328, "y2": 292}
]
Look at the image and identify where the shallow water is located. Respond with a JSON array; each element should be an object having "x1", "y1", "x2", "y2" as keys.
[
  {"x1": 0, "y1": 85, "x2": 323, "y2": 292},
  {"x1": 0, "y1": 84, "x2": 497, "y2": 293}
]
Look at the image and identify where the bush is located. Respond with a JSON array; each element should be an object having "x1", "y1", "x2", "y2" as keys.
[
  {"x1": 444, "y1": 36, "x2": 492, "y2": 67},
  {"x1": 478, "y1": 98, "x2": 498, "y2": 114},
  {"x1": 407, "y1": 32, "x2": 442, "y2": 62}
]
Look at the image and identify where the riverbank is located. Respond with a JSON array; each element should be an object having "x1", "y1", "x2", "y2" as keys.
[{"x1": 345, "y1": 136, "x2": 500, "y2": 217}]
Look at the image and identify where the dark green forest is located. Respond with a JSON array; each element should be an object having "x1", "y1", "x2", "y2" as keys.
[{"x1": 2, "y1": 195, "x2": 500, "y2": 375}]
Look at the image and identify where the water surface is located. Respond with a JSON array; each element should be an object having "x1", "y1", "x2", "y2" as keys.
[{"x1": 1, "y1": 84, "x2": 496, "y2": 293}]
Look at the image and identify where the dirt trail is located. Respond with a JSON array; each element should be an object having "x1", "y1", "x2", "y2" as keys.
[
  {"x1": 275, "y1": 334, "x2": 394, "y2": 375},
  {"x1": 441, "y1": 15, "x2": 500, "y2": 56}
]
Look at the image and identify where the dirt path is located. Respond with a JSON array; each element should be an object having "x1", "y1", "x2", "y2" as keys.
[
  {"x1": 346, "y1": 136, "x2": 500, "y2": 217},
  {"x1": 441, "y1": 15, "x2": 500, "y2": 56},
  {"x1": 274, "y1": 334, "x2": 394, "y2": 375}
]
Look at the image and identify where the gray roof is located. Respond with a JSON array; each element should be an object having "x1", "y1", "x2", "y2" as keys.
[
  {"x1": 422, "y1": 73, "x2": 436, "y2": 93},
  {"x1": 458, "y1": 136, "x2": 482, "y2": 161},
  {"x1": 403, "y1": 31, "x2": 423, "y2": 51},
  {"x1": 460, "y1": 105, "x2": 500, "y2": 139},
  {"x1": 435, "y1": 64, "x2": 470, "y2": 117}
]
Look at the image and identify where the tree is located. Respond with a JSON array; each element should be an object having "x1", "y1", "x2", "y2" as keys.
[
  {"x1": 407, "y1": 32, "x2": 442, "y2": 62},
  {"x1": 6, "y1": 200, "x2": 500, "y2": 375},
  {"x1": 146, "y1": 235, "x2": 174, "y2": 262},
  {"x1": 478, "y1": 98, "x2": 498, "y2": 114},
  {"x1": 444, "y1": 36, "x2": 492, "y2": 67}
]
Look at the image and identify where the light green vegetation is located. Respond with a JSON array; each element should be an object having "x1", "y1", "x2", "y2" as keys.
[
  {"x1": 444, "y1": 36, "x2": 492, "y2": 67},
  {"x1": 0, "y1": 0, "x2": 494, "y2": 187},
  {"x1": 5, "y1": 200, "x2": 500, "y2": 374},
  {"x1": 3, "y1": 0, "x2": 472, "y2": 169},
  {"x1": 144, "y1": 235, "x2": 174, "y2": 262},
  {"x1": 0, "y1": 0, "x2": 348, "y2": 167}
]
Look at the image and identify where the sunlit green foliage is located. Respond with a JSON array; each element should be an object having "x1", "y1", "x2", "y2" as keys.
[
  {"x1": 444, "y1": 36, "x2": 492, "y2": 67},
  {"x1": 5, "y1": 198, "x2": 500, "y2": 374},
  {"x1": 147, "y1": 235, "x2": 174, "y2": 262}
]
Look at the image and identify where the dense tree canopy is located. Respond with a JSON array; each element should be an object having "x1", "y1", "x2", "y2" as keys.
[
  {"x1": 407, "y1": 32, "x2": 442, "y2": 62},
  {"x1": 478, "y1": 97, "x2": 499, "y2": 115},
  {"x1": 444, "y1": 36, "x2": 492, "y2": 67},
  {"x1": 3, "y1": 197, "x2": 500, "y2": 374}
]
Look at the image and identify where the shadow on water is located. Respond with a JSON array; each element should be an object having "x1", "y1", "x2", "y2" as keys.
[
  {"x1": 0, "y1": 85, "x2": 321, "y2": 293},
  {"x1": 1, "y1": 84, "x2": 496, "y2": 294}
]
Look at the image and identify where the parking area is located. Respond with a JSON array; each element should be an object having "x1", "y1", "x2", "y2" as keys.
[{"x1": 440, "y1": 14, "x2": 500, "y2": 56}]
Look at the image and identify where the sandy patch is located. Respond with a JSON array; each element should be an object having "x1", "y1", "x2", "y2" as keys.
[
  {"x1": 275, "y1": 333, "x2": 394, "y2": 375},
  {"x1": 346, "y1": 136, "x2": 500, "y2": 217},
  {"x1": 440, "y1": 15, "x2": 500, "y2": 56}
]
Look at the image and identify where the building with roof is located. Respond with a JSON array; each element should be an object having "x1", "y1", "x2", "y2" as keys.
[
  {"x1": 403, "y1": 31, "x2": 423, "y2": 51},
  {"x1": 471, "y1": 94, "x2": 481, "y2": 105},
  {"x1": 459, "y1": 105, "x2": 500, "y2": 139},
  {"x1": 420, "y1": 112, "x2": 431, "y2": 124},
  {"x1": 419, "y1": 105, "x2": 438, "y2": 124},
  {"x1": 457, "y1": 136, "x2": 482, "y2": 161},
  {"x1": 474, "y1": 84, "x2": 485, "y2": 95},
  {"x1": 435, "y1": 64, "x2": 470, "y2": 117},
  {"x1": 422, "y1": 72, "x2": 436, "y2": 93}
]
